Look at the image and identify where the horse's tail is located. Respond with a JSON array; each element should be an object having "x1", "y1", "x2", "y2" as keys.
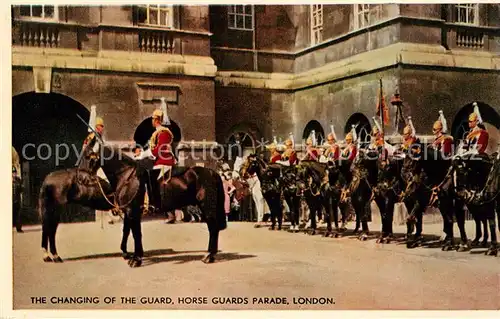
[
  {"x1": 38, "y1": 181, "x2": 53, "y2": 223},
  {"x1": 215, "y1": 172, "x2": 227, "y2": 231}
]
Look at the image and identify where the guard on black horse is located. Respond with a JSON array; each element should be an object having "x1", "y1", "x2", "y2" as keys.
[
  {"x1": 39, "y1": 106, "x2": 226, "y2": 266},
  {"x1": 369, "y1": 117, "x2": 402, "y2": 244},
  {"x1": 320, "y1": 126, "x2": 346, "y2": 237},
  {"x1": 450, "y1": 104, "x2": 497, "y2": 255},
  {"x1": 398, "y1": 117, "x2": 429, "y2": 247}
]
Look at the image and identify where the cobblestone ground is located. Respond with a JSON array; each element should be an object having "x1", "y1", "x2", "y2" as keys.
[{"x1": 13, "y1": 219, "x2": 500, "y2": 311}]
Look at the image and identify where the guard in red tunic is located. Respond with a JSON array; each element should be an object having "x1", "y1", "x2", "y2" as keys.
[
  {"x1": 266, "y1": 137, "x2": 283, "y2": 164},
  {"x1": 340, "y1": 131, "x2": 357, "y2": 161},
  {"x1": 369, "y1": 117, "x2": 388, "y2": 161},
  {"x1": 277, "y1": 133, "x2": 298, "y2": 166},
  {"x1": 323, "y1": 130, "x2": 340, "y2": 163},
  {"x1": 464, "y1": 103, "x2": 489, "y2": 155},
  {"x1": 302, "y1": 131, "x2": 319, "y2": 161},
  {"x1": 431, "y1": 110, "x2": 454, "y2": 158},
  {"x1": 136, "y1": 107, "x2": 177, "y2": 211}
]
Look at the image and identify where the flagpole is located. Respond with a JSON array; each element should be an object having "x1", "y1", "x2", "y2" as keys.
[{"x1": 379, "y1": 79, "x2": 384, "y2": 136}]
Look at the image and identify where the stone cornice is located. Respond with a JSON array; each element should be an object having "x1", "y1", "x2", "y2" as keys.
[
  {"x1": 12, "y1": 47, "x2": 217, "y2": 77},
  {"x1": 216, "y1": 42, "x2": 500, "y2": 91}
]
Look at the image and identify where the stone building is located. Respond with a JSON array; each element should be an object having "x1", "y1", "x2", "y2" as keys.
[{"x1": 11, "y1": 4, "x2": 500, "y2": 221}]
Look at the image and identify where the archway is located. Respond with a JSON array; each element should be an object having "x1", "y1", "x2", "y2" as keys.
[
  {"x1": 12, "y1": 92, "x2": 91, "y2": 224},
  {"x1": 225, "y1": 122, "x2": 262, "y2": 156},
  {"x1": 134, "y1": 117, "x2": 182, "y2": 147},
  {"x1": 344, "y1": 113, "x2": 372, "y2": 148},
  {"x1": 302, "y1": 120, "x2": 325, "y2": 145},
  {"x1": 451, "y1": 102, "x2": 500, "y2": 154}
]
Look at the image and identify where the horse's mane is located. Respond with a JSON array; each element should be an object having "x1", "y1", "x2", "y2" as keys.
[{"x1": 102, "y1": 145, "x2": 137, "y2": 167}]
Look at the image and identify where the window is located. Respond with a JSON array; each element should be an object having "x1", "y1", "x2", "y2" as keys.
[
  {"x1": 137, "y1": 5, "x2": 174, "y2": 28},
  {"x1": 19, "y1": 5, "x2": 58, "y2": 20},
  {"x1": 310, "y1": 4, "x2": 323, "y2": 45},
  {"x1": 455, "y1": 3, "x2": 479, "y2": 25},
  {"x1": 227, "y1": 5, "x2": 253, "y2": 31},
  {"x1": 353, "y1": 4, "x2": 381, "y2": 29}
]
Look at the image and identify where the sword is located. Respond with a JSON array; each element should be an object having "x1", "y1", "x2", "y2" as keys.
[
  {"x1": 75, "y1": 113, "x2": 105, "y2": 167},
  {"x1": 76, "y1": 113, "x2": 105, "y2": 145}
]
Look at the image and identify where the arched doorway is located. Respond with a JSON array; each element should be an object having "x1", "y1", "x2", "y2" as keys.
[
  {"x1": 345, "y1": 113, "x2": 372, "y2": 148},
  {"x1": 225, "y1": 122, "x2": 262, "y2": 160},
  {"x1": 302, "y1": 120, "x2": 325, "y2": 145},
  {"x1": 451, "y1": 102, "x2": 500, "y2": 154},
  {"x1": 133, "y1": 116, "x2": 182, "y2": 150},
  {"x1": 12, "y1": 92, "x2": 91, "y2": 224}
]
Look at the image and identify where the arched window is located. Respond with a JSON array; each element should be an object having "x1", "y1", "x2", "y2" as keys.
[
  {"x1": 344, "y1": 113, "x2": 372, "y2": 148},
  {"x1": 302, "y1": 120, "x2": 325, "y2": 145},
  {"x1": 451, "y1": 102, "x2": 500, "y2": 154}
]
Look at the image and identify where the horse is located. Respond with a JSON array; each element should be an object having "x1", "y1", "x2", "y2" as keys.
[
  {"x1": 295, "y1": 160, "x2": 327, "y2": 235},
  {"x1": 295, "y1": 160, "x2": 345, "y2": 237},
  {"x1": 400, "y1": 145, "x2": 464, "y2": 249},
  {"x1": 39, "y1": 144, "x2": 226, "y2": 266},
  {"x1": 242, "y1": 155, "x2": 284, "y2": 230},
  {"x1": 451, "y1": 152, "x2": 498, "y2": 256},
  {"x1": 372, "y1": 153, "x2": 405, "y2": 243},
  {"x1": 280, "y1": 165, "x2": 302, "y2": 232},
  {"x1": 340, "y1": 148, "x2": 379, "y2": 240}
]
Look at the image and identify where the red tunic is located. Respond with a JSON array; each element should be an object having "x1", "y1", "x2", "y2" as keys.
[
  {"x1": 466, "y1": 128, "x2": 489, "y2": 154},
  {"x1": 341, "y1": 144, "x2": 357, "y2": 161},
  {"x1": 270, "y1": 153, "x2": 282, "y2": 164},
  {"x1": 304, "y1": 147, "x2": 319, "y2": 161},
  {"x1": 325, "y1": 145, "x2": 340, "y2": 161},
  {"x1": 282, "y1": 149, "x2": 298, "y2": 165},
  {"x1": 432, "y1": 135, "x2": 453, "y2": 157},
  {"x1": 150, "y1": 127, "x2": 176, "y2": 166}
]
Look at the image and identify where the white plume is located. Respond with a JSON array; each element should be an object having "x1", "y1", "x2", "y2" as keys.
[
  {"x1": 473, "y1": 102, "x2": 483, "y2": 124},
  {"x1": 438, "y1": 110, "x2": 448, "y2": 133},
  {"x1": 160, "y1": 97, "x2": 170, "y2": 125},
  {"x1": 330, "y1": 124, "x2": 337, "y2": 141},
  {"x1": 88, "y1": 105, "x2": 97, "y2": 133}
]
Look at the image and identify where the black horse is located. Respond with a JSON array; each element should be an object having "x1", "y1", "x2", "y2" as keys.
[
  {"x1": 451, "y1": 153, "x2": 498, "y2": 256},
  {"x1": 400, "y1": 146, "x2": 464, "y2": 249},
  {"x1": 39, "y1": 144, "x2": 226, "y2": 266},
  {"x1": 372, "y1": 154, "x2": 405, "y2": 243},
  {"x1": 280, "y1": 165, "x2": 302, "y2": 232},
  {"x1": 295, "y1": 160, "x2": 327, "y2": 235},
  {"x1": 243, "y1": 155, "x2": 284, "y2": 230},
  {"x1": 340, "y1": 149, "x2": 379, "y2": 240}
]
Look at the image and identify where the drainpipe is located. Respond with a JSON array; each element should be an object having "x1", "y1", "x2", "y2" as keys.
[{"x1": 252, "y1": 5, "x2": 257, "y2": 72}]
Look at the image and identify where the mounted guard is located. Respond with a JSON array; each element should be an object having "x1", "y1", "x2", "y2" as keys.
[
  {"x1": 81, "y1": 105, "x2": 106, "y2": 176},
  {"x1": 430, "y1": 110, "x2": 454, "y2": 158},
  {"x1": 276, "y1": 133, "x2": 298, "y2": 166},
  {"x1": 340, "y1": 125, "x2": 358, "y2": 161},
  {"x1": 135, "y1": 98, "x2": 177, "y2": 212},
  {"x1": 322, "y1": 125, "x2": 340, "y2": 164},
  {"x1": 302, "y1": 130, "x2": 319, "y2": 161},
  {"x1": 369, "y1": 117, "x2": 388, "y2": 160},
  {"x1": 266, "y1": 136, "x2": 283, "y2": 164},
  {"x1": 463, "y1": 102, "x2": 489, "y2": 155},
  {"x1": 401, "y1": 116, "x2": 421, "y2": 158}
]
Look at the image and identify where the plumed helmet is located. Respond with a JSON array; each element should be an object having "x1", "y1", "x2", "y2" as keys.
[
  {"x1": 346, "y1": 132, "x2": 353, "y2": 142},
  {"x1": 403, "y1": 125, "x2": 412, "y2": 135},
  {"x1": 265, "y1": 142, "x2": 277, "y2": 150},
  {"x1": 284, "y1": 139, "x2": 293, "y2": 147},
  {"x1": 469, "y1": 102, "x2": 483, "y2": 124},
  {"x1": 327, "y1": 133, "x2": 336, "y2": 142},
  {"x1": 96, "y1": 117, "x2": 104, "y2": 127},
  {"x1": 306, "y1": 137, "x2": 313, "y2": 145},
  {"x1": 152, "y1": 109, "x2": 163, "y2": 120},
  {"x1": 433, "y1": 120, "x2": 443, "y2": 131}
]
